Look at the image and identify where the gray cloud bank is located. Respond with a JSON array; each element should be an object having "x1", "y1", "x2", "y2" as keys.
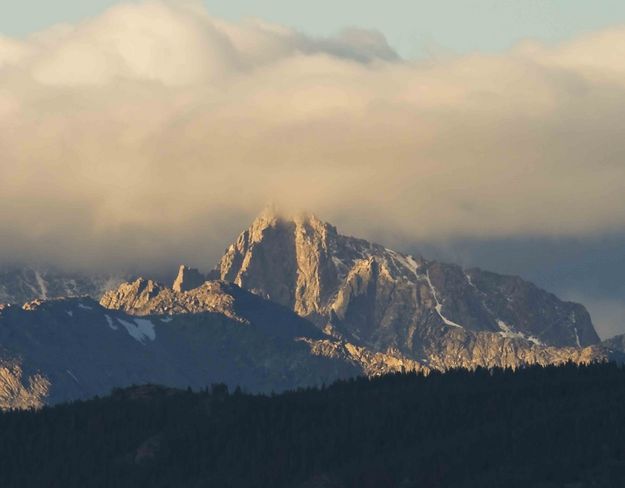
[{"x1": 2, "y1": 1, "x2": 625, "y2": 274}]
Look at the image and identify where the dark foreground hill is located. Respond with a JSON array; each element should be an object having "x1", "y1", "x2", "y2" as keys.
[{"x1": 2, "y1": 363, "x2": 625, "y2": 488}]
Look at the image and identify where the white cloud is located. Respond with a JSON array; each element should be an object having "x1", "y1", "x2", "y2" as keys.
[{"x1": 1, "y1": 0, "x2": 625, "y2": 271}]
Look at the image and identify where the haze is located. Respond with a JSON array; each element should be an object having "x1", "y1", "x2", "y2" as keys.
[{"x1": 2, "y1": 1, "x2": 625, "y2": 336}]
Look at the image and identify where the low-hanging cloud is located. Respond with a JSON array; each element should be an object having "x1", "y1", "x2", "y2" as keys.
[{"x1": 2, "y1": 0, "x2": 625, "y2": 273}]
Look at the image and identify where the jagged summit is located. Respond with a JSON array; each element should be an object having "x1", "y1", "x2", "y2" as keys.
[
  {"x1": 172, "y1": 265, "x2": 206, "y2": 292},
  {"x1": 222, "y1": 211, "x2": 333, "y2": 315},
  {"x1": 101, "y1": 277, "x2": 240, "y2": 320},
  {"x1": 242, "y1": 207, "x2": 336, "y2": 247},
  {"x1": 217, "y1": 210, "x2": 601, "y2": 358},
  {"x1": 101, "y1": 276, "x2": 324, "y2": 339},
  {"x1": 0, "y1": 209, "x2": 615, "y2": 410}
]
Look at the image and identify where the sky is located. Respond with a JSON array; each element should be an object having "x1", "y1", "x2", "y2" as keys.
[
  {"x1": 4, "y1": 1, "x2": 625, "y2": 58},
  {"x1": 2, "y1": 1, "x2": 625, "y2": 338}
]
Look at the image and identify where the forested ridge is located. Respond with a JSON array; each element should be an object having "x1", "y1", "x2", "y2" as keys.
[{"x1": 2, "y1": 363, "x2": 625, "y2": 487}]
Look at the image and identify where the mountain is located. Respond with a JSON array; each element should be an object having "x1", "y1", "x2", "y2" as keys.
[
  {"x1": 0, "y1": 266, "x2": 127, "y2": 305},
  {"x1": 602, "y1": 333, "x2": 625, "y2": 352},
  {"x1": 0, "y1": 288, "x2": 361, "y2": 410},
  {"x1": 100, "y1": 277, "x2": 427, "y2": 376},
  {"x1": 0, "y1": 209, "x2": 617, "y2": 410},
  {"x1": 172, "y1": 264, "x2": 211, "y2": 292},
  {"x1": 101, "y1": 272, "x2": 612, "y2": 377},
  {"x1": 217, "y1": 209, "x2": 602, "y2": 369}
]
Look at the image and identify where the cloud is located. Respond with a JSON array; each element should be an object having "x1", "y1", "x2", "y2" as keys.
[{"x1": 1, "y1": 0, "x2": 625, "y2": 273}]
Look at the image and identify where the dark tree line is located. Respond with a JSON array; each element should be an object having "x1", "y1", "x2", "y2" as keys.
[{"x1": 1, "y1": 362, "x2": 625, "y2": 487}]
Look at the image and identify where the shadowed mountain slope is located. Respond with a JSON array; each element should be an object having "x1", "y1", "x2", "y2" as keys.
[
  {"x1": 2, "y1": 363, "x2": 625, "y2": 488},
  {"x1": 0, "y1": 291, "x2": 360, "y2": 409}
]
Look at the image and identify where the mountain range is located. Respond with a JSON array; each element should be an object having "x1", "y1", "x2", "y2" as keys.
[
  {"x1": 0, "y1": 209, "x2": 623, "y2": 409},
  {"x1": 0, "y1": 266, "x2": 127, "y2": 305}
]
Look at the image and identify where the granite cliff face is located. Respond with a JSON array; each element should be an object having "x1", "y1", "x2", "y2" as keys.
[
  {"x1": 218, "y1": 210, "x2": 602, "y2": 369},
  {"x1": 172, "y1": 265, "x2": 209, "y2": 292},
  {"x1": 0, "y1": 355, "x2": 49, "y2": 410}
]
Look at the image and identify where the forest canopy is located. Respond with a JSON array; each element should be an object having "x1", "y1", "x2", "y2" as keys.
[{"x1": 1, "y1": 362, "x2": 625, "y2": 487}]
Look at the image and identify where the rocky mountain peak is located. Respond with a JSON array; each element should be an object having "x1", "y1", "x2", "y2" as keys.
[
  {"x1": 243, "y1": 208, "x2": 336, "y2": 245},
  {"x1": 220, "y1": 211, "x2": 344, "y2": 317},
  {"x1": 100, "y1": 278, "x2": 164, "y2": 313},
  {"x1": 217, "y1": 211, "x2": 601, "y2": 356},
  {"x1": 101, "y1": 277, "x2": 248, "y2": 321},
  {"x1": 172, "y1": 265, "x2": 206, "y2": 292},
  {"x1": 21, "y1": 299, "x2": 46, "y2": 311}
]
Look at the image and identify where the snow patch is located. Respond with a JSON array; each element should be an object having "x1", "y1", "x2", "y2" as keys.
[
  {"x1": 66, "y1": 369, "x2": 79, "y2": 384},
  {"x1": 574, "y1": 327, "x2": 581, "y2": 347},
  {"x1": 35, "y1": 271, "x2": 48, "y2": 299},
  {"x1": 497, "y1": 320, "x2": 543, "y2": 346},
  {"x1": 105, "y1": 315, "x2": 118, "y2": 330},
  {"x1": 406, "y1": 255, "x2": 420, "y2": 271},
  {"x1": 331, "y1": 256, "x2": 350, "y2": 279},
  {"x1": 465, "y1": 272, "x2": 476, "y2": 289},
  {"x1": 425, "y1": 270, "x2": 463, "y2": 329},
  {"x1": 497, "y1": 320, "x2": 524, "y2": 340},
  {"x1": 117, "y1": 318, "x2": 156, "y2": 344},
  {"x1": 569, "y1": 312, "x2": 582, "y2": 347},
  {"x1": 386, "y1": 249, "x2": 419, "y2": 277}
]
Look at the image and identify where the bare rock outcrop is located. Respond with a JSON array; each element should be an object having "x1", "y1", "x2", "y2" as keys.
[
  {"x1": 217, "y1": 209, "x2": 603, "y2": 370},
  {"x1": 0, "y1": 359, "x2": 50, "y2": 410},
  {"x1": 172, "y1": 265, "x2": 206, "y2": 292},
  {"x1": 102, "y1": 279, "x2": 241, "y2": 321}
]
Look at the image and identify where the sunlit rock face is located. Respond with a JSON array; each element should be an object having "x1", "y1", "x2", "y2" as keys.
[
  {"x1": 100, "y1": 278, "x2": 166, "y2": 315},
  {"x1": 0, "y1": 266, "x2": 127, "y2": 305},
  {"x1": 172, "y1": 265, "x2": 207, "y2": 293},
  {"x1": 0, "y1": 359, "x2": 50, "y2": 411},
  {"x1": 218, "y1": 210, "x2": 601, "y2": 368},
  {"x1": 102, "y1": 278, "x2": 314, "y2": 337},
  {"x1": 101, "y1": 277, "x2": 429, "y2": 376}
]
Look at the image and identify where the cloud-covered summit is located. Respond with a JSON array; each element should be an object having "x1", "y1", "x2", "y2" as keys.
[{"x1": 1, "y1": 1, "x2": 625, "y2": 272}]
